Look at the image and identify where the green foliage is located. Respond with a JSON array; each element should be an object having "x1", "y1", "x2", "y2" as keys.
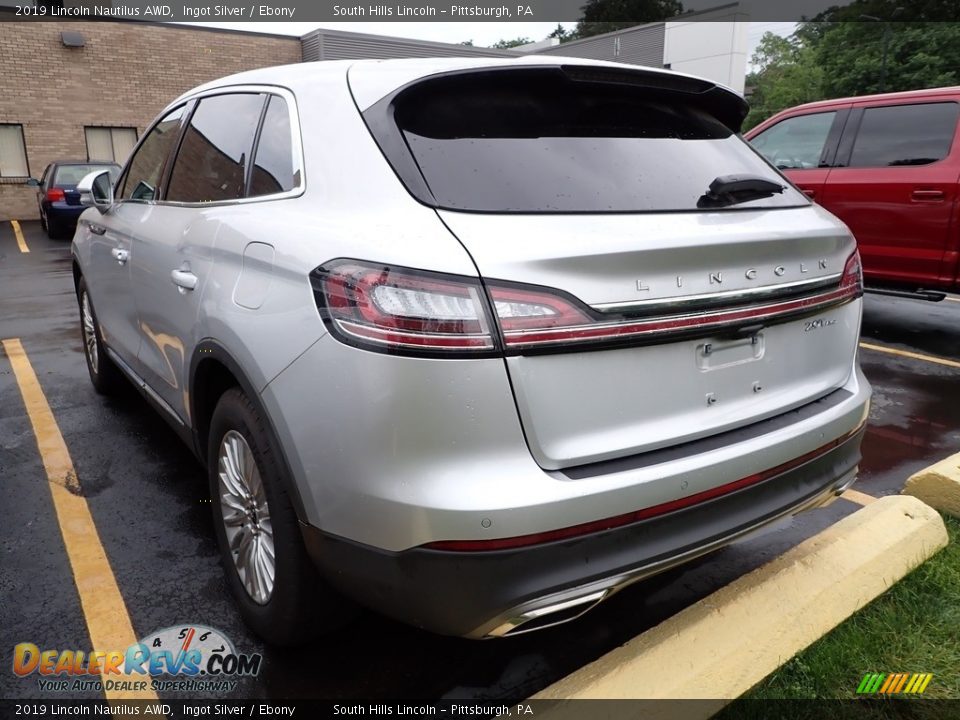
[
  {"x1": 490, "y1": 37, "x2": 534, "y2": 49},
  {"x1": 574, "y1": 0, "x2": 683, "y2": 40},
  {"x1": 548, "y1": 24, "x2": 572, "y2": 42},
  {"x1": 744, "y1": 19, "x2": 960, "y2": 131},
  {"x1": 816, "y1": 22, "x2": 960, "y2": 98},
  {"x1": 744, "y1": 32, "x2": 824, "y2": 130}
]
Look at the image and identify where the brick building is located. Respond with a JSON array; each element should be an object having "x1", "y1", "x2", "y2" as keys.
[
  {"x1": 0, "y1": 15, "x2": 748, "y2": 222},
  {"x1": 0, "y1": 22, "x2": 301, "y2": 221}
]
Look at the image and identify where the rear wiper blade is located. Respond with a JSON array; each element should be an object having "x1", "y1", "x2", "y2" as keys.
[{"x1": 697, "y1": 174, "x2": 786, "y2": 209}]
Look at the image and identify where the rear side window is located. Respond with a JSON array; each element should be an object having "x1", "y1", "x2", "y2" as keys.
[
  {"x1": 120, "y1": 106, "x2": 184, "y2": 201},
  {"x1": 248, "y1": 95, "x2": 301, "y2": 197},
  {"x1": 166, "y1": 93, "x2": 265, "y2": 203},
  {"x1": 848, "y1": 102, "x2": 959, "y2": 167},
  {"x1": 53, "y1": 164, "x2": 117, "y2": 185},
  {"x1": 749, "y1": 112, "x2": 836, "y2": 169},
  {"x1": 377, "y1": 69, "x2": 806, "y2": 213}
]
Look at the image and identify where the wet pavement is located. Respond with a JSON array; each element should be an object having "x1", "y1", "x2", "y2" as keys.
[{"x1": 1, "y1": 219, "x2": 958, "y2": 702}]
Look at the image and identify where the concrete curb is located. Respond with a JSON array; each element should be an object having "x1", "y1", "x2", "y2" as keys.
[
  {"x1": 532, "y1": 495, "x2": 947, "y2": 716},
  {"x1": 904, "y1": 451, "x2": 960, "y2": 518}
]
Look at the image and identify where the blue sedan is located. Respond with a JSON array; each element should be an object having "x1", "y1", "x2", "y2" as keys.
[{"x1": 31, "y1": 161, "x2": 120, "y2": 239}]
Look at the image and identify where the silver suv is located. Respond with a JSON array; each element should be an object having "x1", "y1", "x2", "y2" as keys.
[{"x1": 72, "y1": 57, "x2": 871, "y2": 643}]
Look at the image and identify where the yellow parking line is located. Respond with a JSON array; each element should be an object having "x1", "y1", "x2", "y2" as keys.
[
  {"x1": 859, "y1": 341, "x2": 960, "y2": 370},
  {"x1": 11, "y1": 220, "x2": 29, "y2": 253},
  {"x1": 842, "y1": 489, "x2": 878, "y2": 506},
  {"x1": 1, "y1": 338, "x2": 158, "y2": 702}
]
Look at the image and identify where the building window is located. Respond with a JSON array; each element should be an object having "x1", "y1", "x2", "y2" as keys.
[
  {"x1": 85, "y1": 126, "x2": 138, "y2": 164},
  {"x1": 0, "y1": 124, "x2": 29, "y2": 178}
]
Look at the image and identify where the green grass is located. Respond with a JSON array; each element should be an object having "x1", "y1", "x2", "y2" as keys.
[{"x1": 744, "y1": 514, "x2": 960, "y2": 700}]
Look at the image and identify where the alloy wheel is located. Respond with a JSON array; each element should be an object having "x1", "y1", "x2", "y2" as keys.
[{"x1": 218, "y1": 430, "x2": 275, "y2": 605}]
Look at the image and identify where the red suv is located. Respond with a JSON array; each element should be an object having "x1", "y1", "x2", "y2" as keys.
[{"x1": 746, "y1": 87, "x2": 960, "y2": 301}]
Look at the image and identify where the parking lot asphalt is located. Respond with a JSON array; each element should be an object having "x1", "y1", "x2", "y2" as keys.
[{"x1": 2, "y1": 219, "x2": 959, "y2": 702}]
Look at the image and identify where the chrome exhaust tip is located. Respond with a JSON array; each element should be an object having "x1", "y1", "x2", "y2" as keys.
[{"x1": 486, "y1": 589, "x2": 609, "y2": 638}]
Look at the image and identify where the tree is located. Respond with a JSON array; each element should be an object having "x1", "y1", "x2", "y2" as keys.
[
  {"x1": 744, "y1": 32, "x2": 823, "y2": 129},
  {"x1": 547, "y1": 24, "x2": 572, "y2": 42},
  {"x1": 491, "y1": 37, "x2": 533, "y2": 49},
  {"x1": 742, "y1": 19, "x2": 960, "y2": 131},
  {"x1": 459, "y1": 40, "x2": 474, "y2": 46},
  {"x1": 574, "y1": 0, "x2": 683, "y2": 40},
  {"x1": 814, "y1": 22, "x2": 960, "y2": 98}
]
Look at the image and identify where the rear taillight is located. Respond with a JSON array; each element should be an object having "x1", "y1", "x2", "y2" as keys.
[
  {"x1": 313, "y1": 252, "x2": 864, "y2": 358},
  {"x1": 311, "y1": 261, "x2": 496, "y2": 356},
  {"x1": 46, "y1": 188, "x2": 65, "y2": 202},
  {"x1": 839, "y1": 248, "x2": 863, "y2": 295}
]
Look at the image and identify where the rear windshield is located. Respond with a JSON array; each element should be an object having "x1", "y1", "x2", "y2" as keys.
[
  {"x1": 383, "y1": 70, "x2": 807, "y2": 213},
  {"x1": 54, "y1": 164, "x2": 117, "y2": 186}
]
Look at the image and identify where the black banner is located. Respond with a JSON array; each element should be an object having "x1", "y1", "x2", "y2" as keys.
[
  {"x1": 2, "y1": 699, "x2": 960, "y2": 720},
  {"x1": 2, "y1": 0, "x2": 959, "y2": 24}
]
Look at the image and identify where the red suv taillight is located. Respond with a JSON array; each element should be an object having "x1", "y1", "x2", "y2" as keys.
[
  {"x1": 312, "y1": 252, "x2": 864, "y2": 357},
  {"x1": 312, "y1": 261, "x2": 498, "y2": 355},
  {"x1": 46, "y1": 188, "x2": 65, "y2": 202}
]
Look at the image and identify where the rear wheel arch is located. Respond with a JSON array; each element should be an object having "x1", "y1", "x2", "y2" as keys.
[{"x1": 189, "y1": 342, "x2": 307, "y2": 521}]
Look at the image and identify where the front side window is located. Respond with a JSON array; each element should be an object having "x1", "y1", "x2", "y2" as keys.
[
  {"x1": 120, "y1": 107, "x2": 185, "y2": 201},
  {"x1": 750, "y1": 112, "x2": 837, "y2": 170},
  {"x1": 848, "y1": 102, "x2": 959, "y2": 167},
  {"x1": 85, "y1": 126, "x2": 138, "y2": 164},
  {"x1": 0, "y1": 123, "x2": 29, "y2": 178},
  {"x1": 166, "y1": 93, "x2": 264, "y2": 203},
  {"x1": 248, "y1": 95, "x2": 301, "y2": 197}
]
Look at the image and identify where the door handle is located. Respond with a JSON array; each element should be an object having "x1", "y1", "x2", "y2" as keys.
[
  {"x1": 171, "y1": 269, "x2": 198, "y2": 291},
  {"x1": 110, "y1": 247, "x2": 129, "y2": 265},
  {"x1": 801, "y1": 188, "x2": 816, "y2": 199},
  {"x1": 911, "y1": 189, "x2": 946, "y2": 202},
  {"x1": 89, "y1": 223, "x2": 106, "y2": 236}
]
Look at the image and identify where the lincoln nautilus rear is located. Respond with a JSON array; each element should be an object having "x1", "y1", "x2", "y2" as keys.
[{"x1": 72, "y1": 57, "x2": 871, "y2": 644}]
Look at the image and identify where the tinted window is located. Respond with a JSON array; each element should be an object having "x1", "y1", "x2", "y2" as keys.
[
  {"x1": 249, "y1": 95, "x2": 300, "y2": 197},
  {"x1": 387, "y1": 70, "x2": 805, "y2": 213},
  {"x1": 120, "y1": 107, "x2": 184, "y2": 201},
  {"x1": 849, "y1": 102, "x2": 959, "y2": 167},
  {"x1": 166, "y1": 93, "x2": 265, "y2": 203},
  {"x1": 750, "y1": 112, "x2": 836, "y2": 169}
]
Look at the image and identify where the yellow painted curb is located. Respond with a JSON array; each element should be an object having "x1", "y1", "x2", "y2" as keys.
[
  {"x1": 532, "y1": 495, "x2": 947, "y2": 716},
  {"x1": 904, "y1": 451, "x2": 960, "y2": 519}
]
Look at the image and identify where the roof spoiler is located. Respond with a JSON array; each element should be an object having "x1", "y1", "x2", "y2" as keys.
[{"x1": 560, "y1": 65, "x2": 748, "y2": 133}]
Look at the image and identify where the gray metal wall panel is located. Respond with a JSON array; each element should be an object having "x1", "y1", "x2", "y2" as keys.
[
  {"x1": 537, "y1": 23, "x2": 666, "y2": 68},
  {"x1": 301, "y1": 30, "x2": 514, "y2": 62}
]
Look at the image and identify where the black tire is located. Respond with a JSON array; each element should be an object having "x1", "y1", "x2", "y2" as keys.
[
  {"x1": 207, "y1": 387, "x2": 353, "y2": 645},
  {"x1": 39, "y1": 208, "x2": 48, "y2": 233},
  {"x1": 77, "y1": 277, "x2": 123, "y2": 395}
]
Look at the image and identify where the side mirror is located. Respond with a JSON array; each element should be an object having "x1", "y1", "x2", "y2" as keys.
[
  {"x1": 77, "y1": 170, "x2": 114, "y2": 214},
  {"x1": 24, "y1": 178, "x2": 40, "y2": 187}
]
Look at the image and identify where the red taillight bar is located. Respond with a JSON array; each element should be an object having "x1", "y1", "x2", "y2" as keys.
[
  {"x1": 313, "y1": 251, "x2": 862, "y2": 358},
  {"x1": 46, "y1": 188, "x2": 65, "y2": 203},
  {"x1": 424, "y1": 419, "x2": 866, "y2": 552},
  {"x1": 498, "y1": 250, "x2": 864, "y2": 351}
]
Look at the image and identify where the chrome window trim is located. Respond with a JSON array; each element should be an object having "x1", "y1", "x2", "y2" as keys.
[
  {"x1": 121, "y1": 84, "x2": 306, "y2": 209},
  {"x1": 114, "y1": 102, "x2": 190, "y2": 203},
  {"x1": 592, "y1": 272, "x2": 843, "y2": 314}
]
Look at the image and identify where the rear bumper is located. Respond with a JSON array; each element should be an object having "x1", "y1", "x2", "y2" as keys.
[
  {"x1": 302, "y1": 422, "x2": 865, "y2": 638},
  {"x1": 46, "y1": 203, "x2": 85, "y2": 224}
]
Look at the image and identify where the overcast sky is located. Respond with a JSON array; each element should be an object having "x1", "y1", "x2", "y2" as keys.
[{"x1": 175, "y1": 21, "x2": 798, "y2": 57}]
